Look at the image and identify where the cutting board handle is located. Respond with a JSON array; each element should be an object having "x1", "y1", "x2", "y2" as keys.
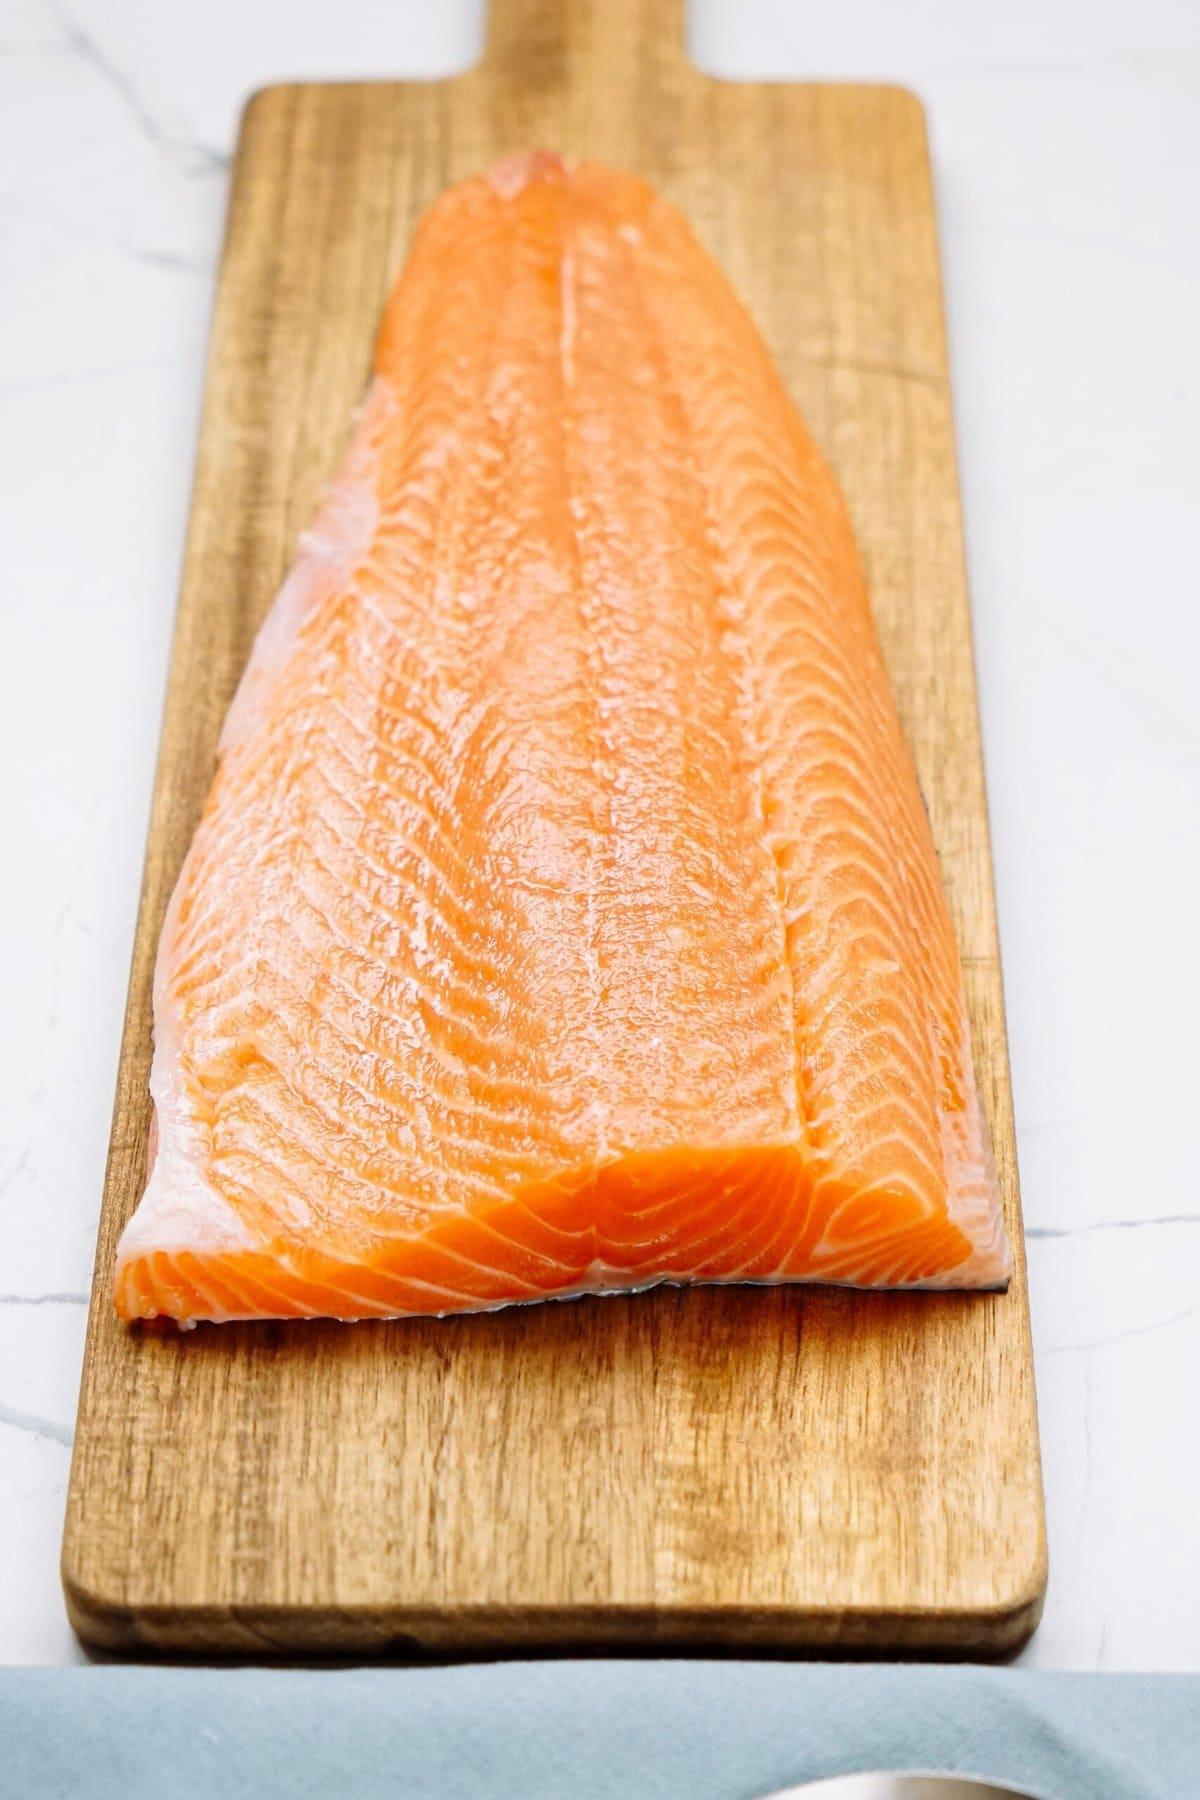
[{"x1": 481, "y1": 0, "x2": 691, "y2": 83}]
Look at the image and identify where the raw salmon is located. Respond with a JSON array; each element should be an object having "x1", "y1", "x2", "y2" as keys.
[{"x1": 114, "y1": 151, "x2": 1010, "y2": 1324}]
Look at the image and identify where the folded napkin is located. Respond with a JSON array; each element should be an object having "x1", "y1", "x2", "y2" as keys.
[{"x1": 2, "y1": 1663, "x2": 1197, "y2": 1799}]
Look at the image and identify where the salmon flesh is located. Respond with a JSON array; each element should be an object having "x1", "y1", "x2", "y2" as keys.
[{"x1": 114, "y1": 152, "x2": 1010, "y2": 1323}]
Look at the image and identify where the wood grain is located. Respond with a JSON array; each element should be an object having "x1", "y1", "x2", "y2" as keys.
[{"x1": 62, "y1": 0, "x2": 1046, "y2": 1656}]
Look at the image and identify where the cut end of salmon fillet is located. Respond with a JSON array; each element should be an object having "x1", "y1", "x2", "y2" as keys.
[
  {"x1": 115, "y1": 1139, "x2": 1009, "y2": 1324},
  {"x1": 113, "y1": 153, "x2": 1012, "y2": 1327}
]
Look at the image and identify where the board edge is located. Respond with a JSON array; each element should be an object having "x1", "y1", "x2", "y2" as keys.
[{"x1": 61, "y1": 1571, "x2": 1048, "y2": 1662}]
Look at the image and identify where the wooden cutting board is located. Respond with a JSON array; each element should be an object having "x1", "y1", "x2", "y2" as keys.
[{"x1": 63, "y1": 0, "x2": 1045, "y2": 1656}]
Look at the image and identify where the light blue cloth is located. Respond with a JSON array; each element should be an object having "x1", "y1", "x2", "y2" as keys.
[{"x1": 1, "y1": 1664, "x2": 1197, "y2": 1798}]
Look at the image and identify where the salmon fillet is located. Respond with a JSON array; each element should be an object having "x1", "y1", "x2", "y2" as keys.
[{"x1": 114, "y1": 150, "x2": 1010, "y2": 1324}]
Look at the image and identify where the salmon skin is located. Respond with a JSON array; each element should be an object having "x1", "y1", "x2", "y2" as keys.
[{"x1": 114, "y1": 151, "x2": 1010, "y2": 1325}]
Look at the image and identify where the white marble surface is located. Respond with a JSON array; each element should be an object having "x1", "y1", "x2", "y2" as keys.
[{"x1": 1, "y1": 0, "x2": 1197, "y2": 1669}]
